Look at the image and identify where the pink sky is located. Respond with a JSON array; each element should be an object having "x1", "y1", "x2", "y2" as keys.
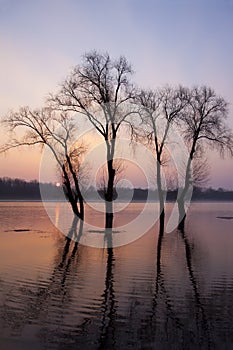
[{"x1": 0, "y1": 0, "x2": 233, "y2": 189}]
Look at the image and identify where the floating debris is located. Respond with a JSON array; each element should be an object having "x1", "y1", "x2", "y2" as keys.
[
  {"x1": 4, "y1": 229, "x2": 31, "y2": 232},
  {"x1": 88, "y1": 229, "x2": 122, "y2": 234},
  {"x1": 216, "y1": 216, "x2": 233, "y2": 220}
]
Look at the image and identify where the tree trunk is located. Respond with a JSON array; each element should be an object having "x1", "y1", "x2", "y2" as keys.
[
  {"x1": 79, "y1": 197, "x2": 84, "y2": 221},
  {"x1": 62, "y1": 165, "x2": 80, "y2": 217},
  {"x1": 70, "y1": 197, "x2": 80, "y2": 217},
  {"x1": 157, "y1": 159, "x2": 165, "y2": 224},
  {"x1": 177, "y1": 197, "x2": 186, "y2": 231},
  {"x1": 104, "y1": 157, "x2": 115, "y2": 230},
  {"x1": 65, "y1": 155, "x2": 84, "y2": 220},
  {"x1": 177, "y1": 145, "x2": 195, "y2": 229},
  {"x1": 105, "y1": 201, "x2": 113, "y2": 230}
]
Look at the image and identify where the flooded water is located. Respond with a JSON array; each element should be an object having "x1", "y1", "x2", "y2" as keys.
[{"x1": 0, "y1": 202, "x2": 233, "y2": 349}]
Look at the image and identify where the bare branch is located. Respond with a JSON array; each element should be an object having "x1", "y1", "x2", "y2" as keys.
[{"x1": 2, "y1": 106, "x2": 87, "y2": 218}]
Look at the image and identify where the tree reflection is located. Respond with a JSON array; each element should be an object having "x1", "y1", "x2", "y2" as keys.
[
  {"x1": 146, "y1": 219, "x2": 184, "y2": 342},
  {"x1": 0, "y1": 216, "x2": 85, "y2": 346},
  {"x1": 58, "y1": 216, "x2": 82, "y2": 269},
  {"x1": 96, "y1": 226, "x2": 117, "y2": 348},
  {"x1": 97, "y1": 247, "x2": 117, "y2": 349},
  {"x1": 178, "y1": 224, "x2": 211, "y2": 348},
  {"x1": 137, "y1": 217, "x2": 212, "y2": 349}
]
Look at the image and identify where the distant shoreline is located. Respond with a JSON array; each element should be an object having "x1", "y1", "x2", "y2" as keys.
[{"x1": 0, "y1": 178, "x2": 232, "y2": 202}]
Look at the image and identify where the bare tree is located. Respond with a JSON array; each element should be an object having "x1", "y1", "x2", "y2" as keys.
[
  {"x1": 177, "y1": 86, "x2": 233, "y2": 229},
  {"x1": 135, "y1": 86, "x2": 187, "y2": 224},
  {"x1": 50, "y1": 51, "x2": 136, "y2": 229},
  {"x1": 1, "y1": 107, "x2": 85, "y2": 219}
]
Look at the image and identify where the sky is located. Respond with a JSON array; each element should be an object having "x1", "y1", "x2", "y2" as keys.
[{"x1": 0, "y1": 0, "x2": 233, "y2": 189}]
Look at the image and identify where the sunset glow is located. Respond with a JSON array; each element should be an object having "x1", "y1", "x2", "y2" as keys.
[{"x1": 0, "y1": 0, "x2": 233, "y2": 189}]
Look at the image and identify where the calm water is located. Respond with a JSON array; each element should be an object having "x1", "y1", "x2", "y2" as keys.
[{"x1": 0, "y1": 202, "x2": 233, "y2": 349}]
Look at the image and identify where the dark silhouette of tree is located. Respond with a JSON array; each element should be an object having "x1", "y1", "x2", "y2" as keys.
[
  {"x1": 97, "y1": 158, "x2": 125, "y2": 202},
  {"x1": 135, "y1": 86, "x2": 187, "y2": 224},
  {"x1": 177, "y1": 86, "x2": 233, "y2": 229},
  {"x1": 50, "y1": 51, "x2": 136, "y2": 229},
  {"x1": 2, "y1": 107, "x2": 86, "y2": 219}
]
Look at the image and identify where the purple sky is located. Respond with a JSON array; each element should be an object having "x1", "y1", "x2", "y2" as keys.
[{"x1": 0, "y1": 0, "x2": 233, "y2": 189}]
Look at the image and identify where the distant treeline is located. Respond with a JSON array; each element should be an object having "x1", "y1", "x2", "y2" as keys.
[
  {"x1": 0, "y1": 178, "x2": 61, "y2": 200},
  {"x1": 0, "y1": 177, "x2": 233, "y2": 201}
]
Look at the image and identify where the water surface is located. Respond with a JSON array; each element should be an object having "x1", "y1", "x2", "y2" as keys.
[{"x1": 0, "y1": 202, "x2": 233, "y2": 349}]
